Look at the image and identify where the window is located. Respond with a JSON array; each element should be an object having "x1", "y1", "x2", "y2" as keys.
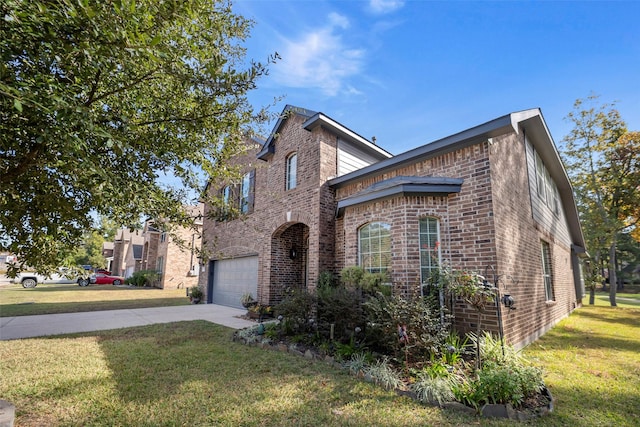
[
  {"x1": 286, "y1": 153, "x2": 297, "y2": 190},
  {"x1": 156, "y1": 255, "x2": 164, "y2": 275},
  {"x1": 239, "y1": 170, "x2": 255, "y2": 214},
  {"x1": 359, "y1": 222, "x2": 391, "y2": 274},
  {"x1": 419, "y1": 217, "x2": 441, "y2": 284},
  {"x1": 535, "y1": 150, "x2": 560, "y2": 215},
  {"x1": 160, "y1": 232, "x2": 167, "y2": 243},
  {"x1": 541, "y1": 241, "x2": 554, "y2": 301},
  {"x1": 222, "y1": 185, "x2": 231, "y2": 205}
]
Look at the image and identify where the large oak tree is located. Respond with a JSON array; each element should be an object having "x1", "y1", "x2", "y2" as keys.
[
  {"x1": 1, "y1": 0, "x2": 272, "y2": 274},
  {"x1": 562, "y1": 95, "x2": 640, "y2": 306}
]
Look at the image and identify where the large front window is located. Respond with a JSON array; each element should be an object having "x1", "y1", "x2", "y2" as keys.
[
  {"x1": 419, "y1": 217, "x2": 441, "y2": 284},
  {"x1": 359, "y1": 222, "x2": 391, "y2": 274}
]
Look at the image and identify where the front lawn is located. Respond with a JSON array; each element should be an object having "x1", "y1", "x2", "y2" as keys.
[
  {"x1": 0, "y1": 283, "x2": 190, "y2": 317},
  {"x1": 0, "y1": 305, "x2": 638, "y2": 426}
]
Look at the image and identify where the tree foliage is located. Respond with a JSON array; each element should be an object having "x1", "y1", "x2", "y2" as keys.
[
  {"x1": 1, "y1": 0, "x2": 272, "y2": 274},
  {"x1": 561, "y1": 95, "x2": 640, "y2": 305}
]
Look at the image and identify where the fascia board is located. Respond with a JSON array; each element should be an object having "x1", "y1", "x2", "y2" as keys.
[{"x1": 303, "y1": 113, "x2": 393, "y2": 159}]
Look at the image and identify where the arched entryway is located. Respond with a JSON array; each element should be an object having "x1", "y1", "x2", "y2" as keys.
[{"x1": 270, "y1": 222, "x2": 309, "y2": 304}]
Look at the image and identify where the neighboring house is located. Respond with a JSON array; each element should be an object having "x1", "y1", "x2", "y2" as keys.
[
  {"x1": 199, "y1": 105, "x2": 587, "y2": 349},
  {"x1": 102, "y1": 242, "x2": 114, "y2": 273},
  {"x1": 110, "y1": 204, "x2": 203, "y2": 289},
  {"x1": 111, "y1": 229, "x2": 143, "y2": 277},
  {"x1": 123, "y1": 240, "x2": 144, "y2": 278},
  {"x1": 140, "y1": 204, "x2": 204, "y2": 289}
]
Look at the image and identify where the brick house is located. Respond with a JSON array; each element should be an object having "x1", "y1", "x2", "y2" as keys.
[
  {"x1": 111, "y1": 228, "x2": 143, "y2": 277},
  {"x1": 111, "y1": 204, "x2": 203, "y2": 289},
  {"x1": 199, "y1": 105, "x2": 586, "y2": 348}
]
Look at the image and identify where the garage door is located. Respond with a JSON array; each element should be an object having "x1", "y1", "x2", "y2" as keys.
[{"x1": 212, "y1": 256, "x2": 258, "y2": 308}]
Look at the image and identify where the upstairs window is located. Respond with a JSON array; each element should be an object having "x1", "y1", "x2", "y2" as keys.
[
  {"x1": 359, "y1": 222, "x2": 391, "y2": 274},
  {"x1": 240, "y1": 170, "x2": 255, "y2": 214},
  {"x1": 286, "y1": 153, "x2": 297, "y2": 190},
  {"x1": 216, "y1": 169, "x2": 255, "y2": 221},
  {"x1": 535, "y1": 150, "x2": 560, "y2": 215}
]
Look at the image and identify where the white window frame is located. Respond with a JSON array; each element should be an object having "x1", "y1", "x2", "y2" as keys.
[
  {"x1": 358, "y1": 222, "x2": 391, "y2": 274},
  {"x1": 419, "y1": 217, "x2": 441, "y2": 285},
  {"x1": 541, "y1": 240, "x2": 554, "y2": 301}
]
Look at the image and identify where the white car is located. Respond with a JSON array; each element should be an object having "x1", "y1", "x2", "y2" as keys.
[{"x1": 10, "y1": 267, "x2": 90, "y2": 288}]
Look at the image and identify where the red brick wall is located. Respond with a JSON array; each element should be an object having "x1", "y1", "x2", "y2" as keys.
[
  {"x1": 200, "y1": 114, "x2": 339, "y2": 305},
  {"x1": 336, "y1": 134, "x2": 577, "y2": 348},
  {"x1": 489, "y1": 132, "x2": 577, "y2": 347}
]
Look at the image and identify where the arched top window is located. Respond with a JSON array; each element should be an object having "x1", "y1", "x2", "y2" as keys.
[
  {"x1": 286, "y1": 152, "x2": 297, "y2": 190},
  {"x1": 358, "y1": 222, "x2": 391, "y2": 274},
  {"x1": 419, "y1": 216, "x2": 441, "y2": 285}
]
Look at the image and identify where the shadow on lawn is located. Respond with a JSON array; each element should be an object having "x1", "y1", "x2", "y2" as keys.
[
  {"x1": 549, "y1": 381, "x2": 640, "y2": 426},
  {"x1": 91, "y1": 321, "x2": 437, "y2": 426},
  {"x1": 575, "y1": 306, "x2": 640, "y2": 329}
]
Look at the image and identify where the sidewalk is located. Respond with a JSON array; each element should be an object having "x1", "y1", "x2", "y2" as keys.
[{"x1": 0, "y1": 304, "x2": 255, "y2": 340}]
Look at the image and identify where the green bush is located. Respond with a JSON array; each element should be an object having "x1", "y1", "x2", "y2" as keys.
[
  {"x1": 452, "y1": 333, "x2": 544, "y2": 409},
  {"x1": 364, "y1": 292, "x2": 450, "y2": 362},
  {"x1": 317, "y1": 284, "x2": 366, "y2": 343},
  {"x1": 125, "y1": 270, "x2": 160, "y2": 287},
  {"x1": 274, "y1": 289, "x2": 316, "y2": 336}
]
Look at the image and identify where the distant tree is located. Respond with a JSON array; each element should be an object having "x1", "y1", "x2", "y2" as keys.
[
  {"x1": 65, "y1": 216, "x2": 118, "y2": 268},
  {"x1": 1, "y1": 0, "x2": 274, "y2": 275},
  {"x1": 562, "y1": 95, "x2": 640, "y2": 306}
]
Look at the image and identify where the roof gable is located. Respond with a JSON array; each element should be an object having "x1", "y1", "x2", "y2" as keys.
[{"x1": 257, "y1": 105, "x2": 392, "y2": 161}]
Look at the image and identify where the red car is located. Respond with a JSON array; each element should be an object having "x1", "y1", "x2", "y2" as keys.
[{"x1": 88, "y1": 273, "x2": 125, "y2": 286}]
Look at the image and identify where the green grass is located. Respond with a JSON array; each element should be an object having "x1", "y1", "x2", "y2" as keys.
[
  {"x1": 0, "y1": 283, "x2": 190, "y2": 317},
  {"x1": 1, "y1": 305, "x2": 638, "y2": 426},
  {"x1": 591, "y1": 291, "x2": 640, "y2": 308},
  {"x1": 0, "y1": 322, "x2": 473, "y2": 427}
]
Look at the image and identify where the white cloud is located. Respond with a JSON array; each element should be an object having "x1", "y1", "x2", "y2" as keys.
[
  {"x1": 272, "y1": 13, "x2": 365, "y2": 96},
  {"x1": 369, "y1": 0, "x2": 405, "y2": 14},
  {"x1": 328, "y1": 12, "x2": 350, "y2": 30}
]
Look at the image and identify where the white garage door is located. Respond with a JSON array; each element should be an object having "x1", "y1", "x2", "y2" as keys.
[{"x1": 212, "y1": 256, "x2": 258, "y2": 308}]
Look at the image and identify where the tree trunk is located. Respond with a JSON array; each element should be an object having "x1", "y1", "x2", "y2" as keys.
[
  {"x1": 609, "y1": 240, "x2": 617, "y2": 307},
  {"x1": 589, "y1": 287, "x2": 595, "y2": 305}
]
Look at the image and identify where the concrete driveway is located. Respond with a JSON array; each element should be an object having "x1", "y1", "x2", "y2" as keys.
[{"x1": 0, "y1": 304, "x2": 255, "y2": 340}]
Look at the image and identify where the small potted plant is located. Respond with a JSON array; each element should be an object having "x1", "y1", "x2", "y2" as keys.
[
  {"x1": 240, "y1": 292, "x2": 257, "y2": 309},
  {"x1": 189, "y1": 286, "x2": 203, "y2": 304}
]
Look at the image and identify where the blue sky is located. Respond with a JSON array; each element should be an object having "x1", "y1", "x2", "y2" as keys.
[{"x1": 235, "y1": 0, "x2": 640, "y2": 155}]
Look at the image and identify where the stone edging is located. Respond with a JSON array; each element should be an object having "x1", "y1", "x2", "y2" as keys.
[{"x1": 232, "y1": 332, "x2": 554, "y2": 421}]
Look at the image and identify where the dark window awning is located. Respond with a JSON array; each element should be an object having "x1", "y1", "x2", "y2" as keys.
[{"x1": 335, "y1": 176, "x2": 463, "y2": 217}]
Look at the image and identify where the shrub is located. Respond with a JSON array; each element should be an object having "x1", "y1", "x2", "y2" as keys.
[
  {"x1": 364, "y1": 292, "x2": 450, "y2": 362},
  {"x1": 274, "y1": 289, "x2": 316, "y2": 336},
  {"x1": 317, "y1": 285, "x2": 366, "y2": 343},
  {"x1": 340, "y1": 266, "x2": 364, "y2": 289},
  {"x1": 317, "y1": 270, "x2": 336, "y2": 289},
  {"x1": 452, "y1": 334, "x2": 544, "y2": 409},
  {"x1": 364, "y1": 357, "x2": 404, "y2": 390},
  {"x1": 413, "y1": 375, "x2": 456, "y2": 406},
  {"x1": 125, "y1": 270, "x2": 160, "y2": 287}
]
